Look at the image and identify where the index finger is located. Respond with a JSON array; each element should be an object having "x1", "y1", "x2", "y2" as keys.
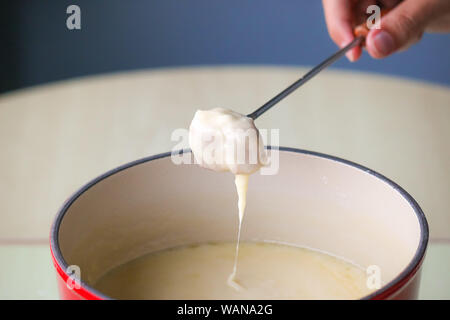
[{"x1": 322, "y1": 0, "x2": 362, "y2": 61}]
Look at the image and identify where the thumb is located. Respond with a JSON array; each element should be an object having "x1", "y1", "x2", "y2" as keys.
[{"x1": 365, "y1": 0, "x2": 434, "y2": 58}]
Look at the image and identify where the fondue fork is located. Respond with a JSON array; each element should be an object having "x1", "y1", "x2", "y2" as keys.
[
  {"x1": 247, "y1": 36, "x2": 363, "y2": 120},
  {"x1": 247, "y1": 8, "x2": 392, "y2": 121}
]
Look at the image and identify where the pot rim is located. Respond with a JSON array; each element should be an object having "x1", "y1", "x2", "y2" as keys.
[{"x1": 50, "y1": 146, "x2": 429, "y2": 300}]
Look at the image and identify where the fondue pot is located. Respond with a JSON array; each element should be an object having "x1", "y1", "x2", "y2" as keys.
[{"x1": 50, "y1": 147, "x2": 428, "y2": 300}]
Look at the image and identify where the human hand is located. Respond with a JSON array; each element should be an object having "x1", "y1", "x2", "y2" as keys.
[{"x1": 322, "y1": 0, "x2": 450, "y2": 61}]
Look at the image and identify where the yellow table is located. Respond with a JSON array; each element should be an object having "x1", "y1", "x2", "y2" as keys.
[{"x1": 0, "y1": 66, "x2": 449, "y2": 299}]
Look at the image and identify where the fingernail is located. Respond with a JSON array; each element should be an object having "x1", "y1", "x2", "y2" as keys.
[
  {"x1": 345, "y1": 51, "x2": 355, "y2": 62},
  {"x1": 373, "y1": 31, "x2": 395, "y2": 56},
  {"x1": 341, "y1": 41, "x2": 355, "y2": 62}
]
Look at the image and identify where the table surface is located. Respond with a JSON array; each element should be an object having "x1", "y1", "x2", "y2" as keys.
[{"x1": 0, "y1": 66, "x2": 449, "y2": 299}]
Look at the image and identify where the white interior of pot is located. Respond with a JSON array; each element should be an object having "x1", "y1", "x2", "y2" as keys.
[{"x1": 58, "y1": 150, "x2": 421, "y2": 292}]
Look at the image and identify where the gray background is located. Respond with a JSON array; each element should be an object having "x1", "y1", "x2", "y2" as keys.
[{"x1": 1, "y1": 0, "x2": 449, "y2": 93}]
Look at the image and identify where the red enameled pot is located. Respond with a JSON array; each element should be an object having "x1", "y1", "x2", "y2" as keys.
[{"x1": 50, "y1": 147, "x2": 428, "y2": 300}]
